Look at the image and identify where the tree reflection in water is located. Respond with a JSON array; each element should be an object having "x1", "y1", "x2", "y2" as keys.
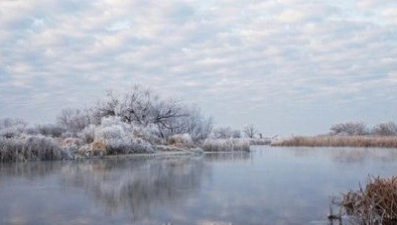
[
  {"x1": 0, "y1": 161, "x2": 62, "y2": 179},
  {"x1": 60, "y1": 158, "x2": 207, "y2": 221}
]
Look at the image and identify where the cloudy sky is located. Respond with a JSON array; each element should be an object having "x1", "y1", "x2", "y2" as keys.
[{"x1": 1, "y1": 0, "x2": 397, "y2": 136}]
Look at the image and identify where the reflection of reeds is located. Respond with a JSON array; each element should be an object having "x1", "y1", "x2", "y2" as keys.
[
  {"x1": 272, "y1": 136, "x2": 397, "y2": 148},
  {"x1": 202, "y1": 138, "x2": 250, "y2": 152},
  {"x1": 334, "y1": 177, "x2": 397, "y2": 225}
]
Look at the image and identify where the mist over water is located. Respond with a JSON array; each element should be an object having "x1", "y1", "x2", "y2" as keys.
[{"x1": 1, "y1": 147, "x2": 397, "y2": 225}]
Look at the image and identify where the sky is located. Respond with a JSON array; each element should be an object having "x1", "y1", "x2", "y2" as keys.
[{"x1": 1, "y1": 0, "x2": 397, "y2": 136}]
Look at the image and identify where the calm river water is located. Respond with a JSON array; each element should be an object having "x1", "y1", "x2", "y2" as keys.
[{"x1": 1, "y1": 146, "x2": 397, "y2": 225}]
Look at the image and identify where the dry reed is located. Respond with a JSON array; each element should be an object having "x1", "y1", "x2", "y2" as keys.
[
  {"x1": 272, "y1": 136, "x2": 397, "y2": 148},
  {"x1": 333, "y1": 176, "x2": 397, "y2": 225}
]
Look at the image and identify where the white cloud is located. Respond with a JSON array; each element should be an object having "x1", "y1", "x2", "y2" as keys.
[
  {"x1": 278, "y1": 9, "x2": 305, "y2": 23},
  {"x1": 0, "y1": 0, "x2": 397, "y2": 135}
]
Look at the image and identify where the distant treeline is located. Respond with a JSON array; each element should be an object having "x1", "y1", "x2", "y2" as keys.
[{"x1": 329, "y1": 121, "x2": 397, "y2": 136}]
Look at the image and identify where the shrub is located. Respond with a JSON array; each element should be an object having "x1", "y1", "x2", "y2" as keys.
[
  {"x1": 94, "y1": 117, "x2": 154, "y2": 154},
  {"x1": 0, "y1": 135, "x2": 63, "y2": 162},
  {"x1": 202, "y1": 138, "x2": 250, "y2": 152},
  {"x1": 0, "y1": 124, "x2": 27, "y2": 138},
  {"x1": 211, "y1": 127, "x2": 233, "y2": 139},
  {"x1": 0, "y1": 118, "x2": 28, "y2": 138},
  {"x1": 91, "y1": 140, "x2": 106, "y2": 151},
  {"x1": 168, "y1": 134, "x2": 193, "y2": 147},
  {"x1": 105, "y1": 138, "x2": 153, "y2": 154},
  {"x1": 0, "y1": 118, "x2": 27, "y2": 130},
  {"x1": 62, "y1": 138, "x2": 83, "y2": 148},
  {"x1": 36, "y1": 124, "x2": 66, "y2": 137},
  {"x1": 79, "y1": 124, "x2": 96, "y2": 144},
  {"x1": 131, "y1": 123, "x2": 163, "y2": 144},
  {"x1": 90, "y1": 139, "x2": 107, "y2": 156}
]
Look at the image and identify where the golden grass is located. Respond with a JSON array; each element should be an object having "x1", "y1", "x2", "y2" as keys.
[
  {"x1": 271, "y1": 136, "x2": 397, "y2": 148},
  {"x1": 337, "y1": 176, "x2": 397, "y2": 225}
]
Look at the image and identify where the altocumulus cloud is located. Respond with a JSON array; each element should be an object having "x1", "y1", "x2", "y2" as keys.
[{"x1": 1, "y1": 0, "x2": 397, "y2": 135}]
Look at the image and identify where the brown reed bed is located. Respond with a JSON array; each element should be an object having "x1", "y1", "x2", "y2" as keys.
[
  {"x1": 331, "y1": 176, "x2": 397, "y2": 225},
  {"x1": 271, "y1": 136, "x2": 397, "y2": 148}
]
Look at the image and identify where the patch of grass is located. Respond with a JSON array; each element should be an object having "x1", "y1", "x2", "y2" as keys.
[{"x1": 272, "y1": 136, "x2": 397, "y2": 148}]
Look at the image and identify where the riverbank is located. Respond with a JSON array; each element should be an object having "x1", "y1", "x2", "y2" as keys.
[{"x1": 271, "y1": 135, "x2": 397, "y2": 148}]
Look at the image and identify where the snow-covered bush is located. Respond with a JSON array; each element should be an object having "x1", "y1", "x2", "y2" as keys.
[
  {"x1": 0, "y1": 135, "x2": 63, "y2": 162},
  {"x1": 79, "y1": 124, "x2": 96, "y2": 144},
  {"x1": 0, "y1": 118, "x2": 28, "y2": 138},
  {"x1": 202, "y1": 138, "x2": 250, "y2": 152},
  {"x1": 210, "y1": 127, "x2": 234, "y2": 139},
  {"x1": 62, "y1": 138, "x2": 83, "y2": 148},
  {"x1": 91, "y1": 86, "x2": 212, "y2": 143},
  {"x1": 0, "y1": 124, "x2": 27, "y2": 138},
  {"x1": 94, "y1": 117, "x2": 153, "y2": 154},
  {"x1": 106, "y1": 138, "x2": 153, "y2": 154},
  {"x1": 36, "y1": 124, "x2": 66, "y2": 137},
  {"x1": 131, "y1": 123, "x2": 163, "y2": 144}
]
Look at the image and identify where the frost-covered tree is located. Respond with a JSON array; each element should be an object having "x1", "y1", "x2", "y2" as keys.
[
  {"x1": 0, "y1": 118, "x2": 27, "y2": 130},
  {"x1": 232, "y1": 129, "x2": 241, "y2": 138},
  {"x1": 211, "y1": 127, "x2": 233, "y2": 139},
  {"x1": 243, "y1": 124, "x2": 258, "y2": 138},
  {"x1": 36, "y1": 124, "x2": 66, "y2": 137},
  {"x1": 162, "y1": 106, "x2": 213, "y2": 142},
  {"x1": 92, "y1": 86, "x2": 212, "y2": 141},
  {"x1": 57, "y1": 108, "x2": 92, "y2": 133},
  {"x1": 0, "y1": 118, "x2": 28, "y2": 138}
]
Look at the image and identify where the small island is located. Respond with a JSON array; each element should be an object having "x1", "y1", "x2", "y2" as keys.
[{"x1": 0, "y1": 85, "x2": 268, "y2": 162}]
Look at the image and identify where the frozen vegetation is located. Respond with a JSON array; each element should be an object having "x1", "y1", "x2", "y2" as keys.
[
  {"x1": 0, "y1": 85, "x2": 267, "y2": 162},
  {"x1": 202, "y1": 138, "x2": 250, "y2": 152}
]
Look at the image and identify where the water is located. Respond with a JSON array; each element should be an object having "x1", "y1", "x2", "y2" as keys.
[{"x1": 1, "y1": 146, "x2": 397, "y2": 225}]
